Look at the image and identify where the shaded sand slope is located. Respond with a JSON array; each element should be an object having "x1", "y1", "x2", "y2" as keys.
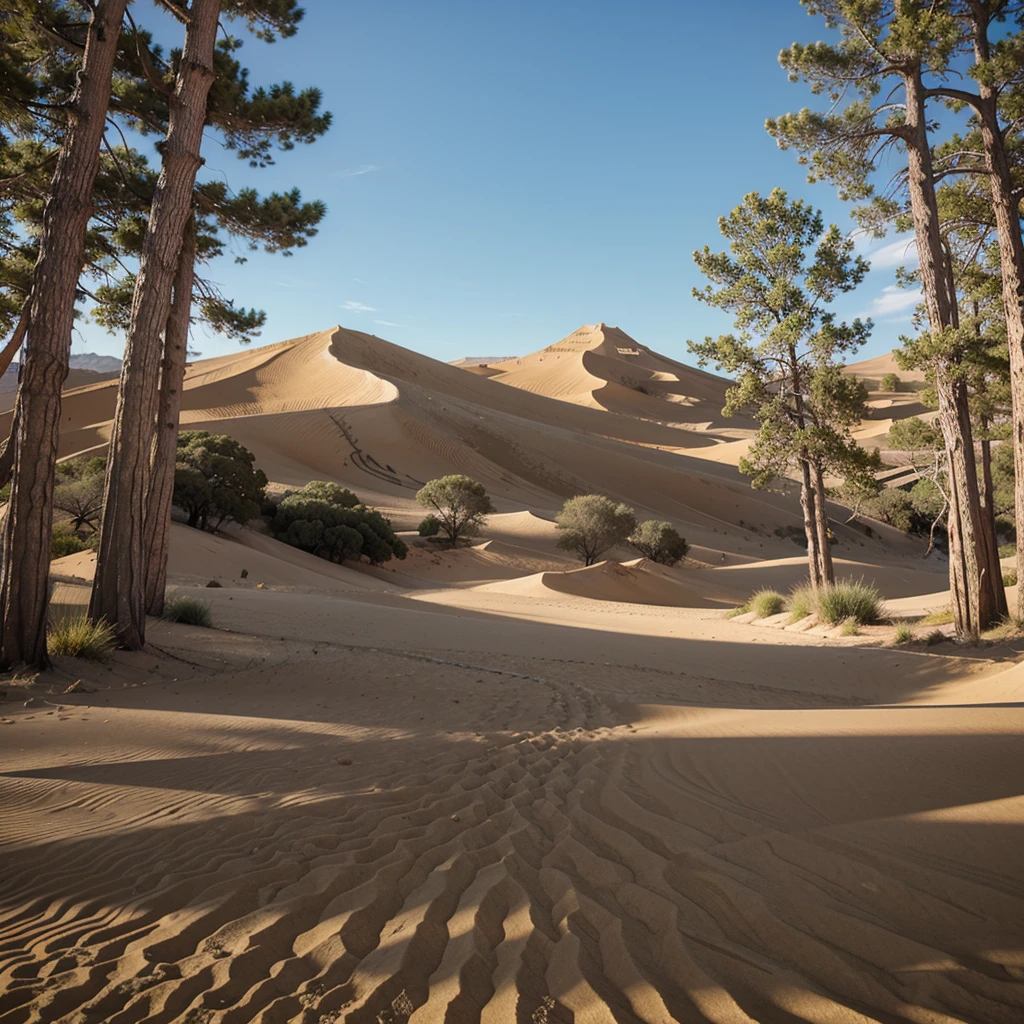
[
  {"x1": 0, "y1": 325, "x2": 922, "y2": 563},
  {"x1": 482, "y1": 323, "x2": 755, "y2": 434},
  {"x1": 1, "y1": 588, "x2": 1022, "y2": 1023}
]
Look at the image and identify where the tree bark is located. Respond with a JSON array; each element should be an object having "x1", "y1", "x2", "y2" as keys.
[
  {"x1": 978, "y1": 426, "x2": 1007, "y2": 620},
  {"x1": 965, "y1": 4, "x2": 1024, "y2": 621},
  {"x1": 903, "y1": 66, "x2": 996, "y2": 637},
  {"x1": 89, "y1": 0, "x2": 221, "y2": 648},
  {"x1": 144, "y1": 215, "x2": 195, "y2": 616},
  {"x1": 811, "y1": 461, "x2": 835, "y2": 586},
  {"x1": 0, "y1": 304, "x2": 29, "y2": 382},
  {"x1": 0, "y1": 0, "x2": 128, "y2": 670},
  {"x1": 799, "y1": 458, "x2": 826, "y2": 590}
]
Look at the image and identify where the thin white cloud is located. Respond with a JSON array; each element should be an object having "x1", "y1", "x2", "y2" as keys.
[
  {"x1": 867, "y1": 237, "x2": 919, "y2": 270},
  {"x1": 341, "y1": 300, "x2": 375, "y2": 313},
  {"x1": 860, "y1": 284, "x2": 922, "y2": 320},
  {"x1": 335, "y1": 164, "x2": 380, "y2": 178},
  {"x1": 353, "y1": 277, "x2": 368, "y2": 284},
  {"x1": 374, "y1": 319, "x2": 402, "y2": 327}
]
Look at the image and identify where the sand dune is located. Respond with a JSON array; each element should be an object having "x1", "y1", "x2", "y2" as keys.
[
  {"x1": 478, "y1": 323, "x2": 755, "y2": 436},
  {"x1": 3, "y1": 323, "x2": 1022, "y2": 1023}
]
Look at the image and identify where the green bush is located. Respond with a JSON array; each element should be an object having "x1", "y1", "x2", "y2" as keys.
[
  {"x1": 1003, "y1": 569, "x2": 1017, "y2": 587},
  {"x1": 629, "y1": 520, "x2": 689, "y2": 565},
  {"x1": 787, "y1": 582, "x2": 815, "y2": 621},
  {"x1": 418, "y1": 514, "x2": 441, "y2": 537},
  {"x1": 881, "y1": 372, "x2": 901, "y2": 391},
  {"x1": 749, "y1": 589, "x2": 785, "y2": 618},
  {"x1": 816, "y1": 578, "x2": 883, "y2": 625},
  {"x1": 555, "y1": 494, "x2": 636, "y2": 565},
  {"x1": 271, "y1": 490, "x2": 407, "y2": 566},
  {"x1": 162, "y1": 594, "x2": 213, "y2": 627},
  {"x1": 47, "y1": 615, "x2": 116, "y2": 661},
  {"x1": 999, "y1": 542, "x2": 1015, "y2": 559},
  {"x1": 50, "y1": 520, "x2": 90, "y2": 560}
]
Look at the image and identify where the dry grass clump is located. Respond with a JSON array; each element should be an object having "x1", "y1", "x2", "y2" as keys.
[
  {"x1": 839, "y1": 616, "x2": 859, "y2": 637},
  {"x1": 893, "y1": 622, "x2": 915, "y2": 645},
  {"x1": 47, "y1": 616, "x2": 116, "y2": 661},
  {"x1": 162, "y1": 594, "x2": 213, "y2": 628},
  {"x1": 787, "y1": 583, "x2": 815, "y2": 622},
  {"x1": 816, "y1": 578, "x2": 883, "y2": 625},
  {"x1": 920, "y1": 607, "x2": 954, "y2": 626},
  {"x1": 1002, "y1": 569, "x2": 1017, "y2": 587},
  {"x1": 749, "y1": 588, "x2": 785, "y2": 618}
]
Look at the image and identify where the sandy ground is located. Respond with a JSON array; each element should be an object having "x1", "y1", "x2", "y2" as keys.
[{"x1": 1, "y1": 326, "x2": 1022, "y2": 1022}]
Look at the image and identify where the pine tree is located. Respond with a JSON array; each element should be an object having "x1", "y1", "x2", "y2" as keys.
[
  {"x1": 767, "y1": 0, "x2": 1001, "y2": 636},
  {"x1": 89, "y1": 0, "x2": 326, "y2": 644},
  {"x1": 0, "y1": 0, "x2": 129, "y2": 669},
  {"x1": 689, "y1": 189, "x2": 876, "y2": 590}
]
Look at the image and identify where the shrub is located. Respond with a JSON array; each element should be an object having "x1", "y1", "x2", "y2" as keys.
[
  {"x1": 881, "y1": 372, "x2": 901, "y2": 391},
  {"x1": 920, "y1": 607, "x2": 954, "y2": 626},
  {"x1": 271, "y1": 494, "x2": 407, "y2": 565},
  {"x1": 293, "y1": 480, "x2": 359, "y2": 508},
  {"x1": 816, "y1": 578, "x2": 883, "y2": 625},
  {"x1": 53, "y1": 475, "x2": 104, "y2": 532},
  {"x1": 162, "y1": 594, "x2": 213, "y2": 627},
  {"x1": 1003, "y1": 569, "x2": 1017, "y2": 587},
  {"x1": 893, "y1": 622, "x2": 914, "y2": 645},
  {"x1": 415, "y1": 476, "x2": 495, "y2": 547},
  {"x1": 555, "y1": 494, "x2": 637, "y2": 565},
  {"x1": 418, "y1": 514, "x2": 441, "y2": 537},
  {"x1": 749, "y1": 589, "x2": 785, "y2": 618},
  {"x1": 839, "y1": 616, "x2": 859, "y2": 636},
  {"x1": 999, "y1": 542, "x2": 1015, "y2": 559},
  {"x1": 173, "y1": 431, "x2": 267, "y2": 532},
  {"x1": 629, "y1": 520, "x2": 689, "y2": 565},
  {"x1": 47, "y1": 615, "x2": 116, "y2": 661},
  {"x1": 787, "y1": 582, "x2": 815, "y2": 621},
  {"x1": 51, "y1": 533, "x2": 88, "y2": 559},
  {"x1": 725, "y1": 605, "x2": 748, "y2": 618}
]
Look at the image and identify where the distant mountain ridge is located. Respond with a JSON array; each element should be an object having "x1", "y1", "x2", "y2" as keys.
[{"x1": 69, "y1": 352, "x2": 122, "y2": 373}]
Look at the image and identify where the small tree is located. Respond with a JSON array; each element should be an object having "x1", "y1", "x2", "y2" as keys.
[
  {"x1": 629, "y1": 521, "x2": 689, "y2": 565},
  {"x1": 53, "y1": 477, "x2": 105, "y2": 534},
  {"x1": 173, "y1": 431, "x2": 267, "y2": 532},
  {"x1": 688, "y1": 189, "x2": 876, "y2": 592},
  {"x1": 291, "y1": 481, "x2": 359, "y2": 508},
  {"x1": 881, "y1": 372, "x2": 901, "y2": 392},
  {"x1": 415, "y1": 476, "x2": 495, "y2": 547},
  {"x1": 555, "y1": 495, "x2": 637, "y2": 566}
]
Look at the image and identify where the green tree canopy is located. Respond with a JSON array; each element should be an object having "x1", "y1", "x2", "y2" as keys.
[
  {"x1": 415, "y1": 476, "x2": 495, "y2": 547},
  {"x1": 628, "y1": 520, "x2": 689, "y2": 566},
  {"x1": 173, "y1": 430, "x2": 267, "y2": 532},
  {"x1": 555, "y1": 495, "x2": 637, "y2": 566}
]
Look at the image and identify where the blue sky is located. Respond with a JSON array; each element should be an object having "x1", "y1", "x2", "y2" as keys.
[{"x1": 75, "y1": 0, "x2": 921, "y2": 367}]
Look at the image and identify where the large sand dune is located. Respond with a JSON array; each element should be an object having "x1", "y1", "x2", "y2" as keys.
[{"x1": 1, "y1": 324, "x2": 1021, "y2": 1023}]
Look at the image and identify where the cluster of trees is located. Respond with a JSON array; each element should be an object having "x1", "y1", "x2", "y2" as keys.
[
  {"x1": 268, "y1": 480, "x2": 408, "y2": 566},
  {"x1": 697, "y1": 1, "x2": 1024, "y2": 639},
  {"x1": 555, "y1": 494, "x2": 689, "y2": 567},
  {"x1": 0, "y1": 1, "x2": 331, "y2": 666}
]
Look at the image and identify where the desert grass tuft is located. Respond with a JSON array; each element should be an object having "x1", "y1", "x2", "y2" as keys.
[
  {"x1": 749, "y1": 588, "x2": 785, "y2": 618},
  {"x1": 984, "y1": 615, "x2": 1024, "y2": 641},
  {"x1": 893, "y1": 622, "x2": 914, "y2": 645},
  {"x1": 47, "y1": 615, "x2": 116, "y2": 661},
  {"x1": 787, "y1": 582, "x2": 815, "y2": 622},
  {"x1": 920, "y1": 607, "x2": 954, "y2": 626},
  {"x1": 816, "y1": 578, "x2": 883, "y2": 625},
  {"x1": 1003, "y1": 569, "x2": 1017, "y2": 587},
  {"x1": 162, "y1": 594, "x2": 213, "y2": 628},
  {"x1": 839, "y1": 616, "x2": 859, "y2": 636},
  {"x1": 724, "y1": 604, "x2": 748, "y2": 619}
]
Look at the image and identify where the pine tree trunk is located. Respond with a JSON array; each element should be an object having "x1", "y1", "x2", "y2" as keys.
[
  {"x1": 968, "y1": 16, "x2": 1024, "y2": 621},
  {"x1": 812, "y1": 461, "x2": 835, "y2": 586},
  {"x1": 800, "y1": 459, "x2": 826, "y2": 590},
  {"x1": 978, "y1": 427, "x2": 1007, "y2": 620},
  {"x1": 144, "y1": 217, "x2": 195, "y2": 616},
  {"x1": 0, "y1": 0, "x2": 128, "y2": 670},
  {"x1": 903, "y1": 66, "x2": 996, "y2": 638},
  {"x1": 0, "y1": 304, "x2": 29, "y2": 382},
  {"x1": 89, "y1": 0, "x2": 221, "y2": 648}
]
